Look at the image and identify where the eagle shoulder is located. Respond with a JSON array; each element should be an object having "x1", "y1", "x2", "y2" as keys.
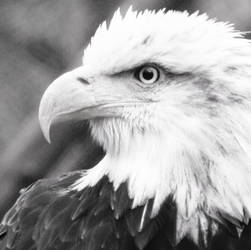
[
  {"x1": 2, "y1": 170, "x2": 247, "y2": 250},
  {"x1": 0, "y1": 171, "x2": 174, "y2": 250}
]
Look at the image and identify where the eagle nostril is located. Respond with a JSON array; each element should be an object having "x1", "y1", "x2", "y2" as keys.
[{"x1": 77, "y1": 77, "x2": 90, "y2": 85}]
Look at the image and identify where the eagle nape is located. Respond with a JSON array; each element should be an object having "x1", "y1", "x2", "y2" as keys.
[{"x1": 1, "y1": 7, "x2": 251, "y2": 250}]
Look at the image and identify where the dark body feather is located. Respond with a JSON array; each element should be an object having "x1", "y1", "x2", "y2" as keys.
[{"x1": 0, "y1": 171, "x2": 251, "y2": 250}]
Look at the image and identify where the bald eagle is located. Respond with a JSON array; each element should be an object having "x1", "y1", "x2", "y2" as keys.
[{"x1": 1, "y1": 7, "x2": 251, "y2": 250}]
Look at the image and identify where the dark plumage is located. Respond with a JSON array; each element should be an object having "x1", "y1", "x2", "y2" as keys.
[
  {"x1": 0, "y1": 172, "x2": 172, "y2": 250},
  {"x1": 1, "y1": 171, "x2": 251, "y2": 250}
]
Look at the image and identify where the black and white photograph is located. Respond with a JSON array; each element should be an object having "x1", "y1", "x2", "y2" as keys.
[{"x1": 0, "y1": 0, "x2": 251, "y2": 249}]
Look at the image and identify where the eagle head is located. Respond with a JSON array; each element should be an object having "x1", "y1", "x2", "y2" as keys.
[{"x1": 39, "y1": 8, "x2": 251, "y2": 244}]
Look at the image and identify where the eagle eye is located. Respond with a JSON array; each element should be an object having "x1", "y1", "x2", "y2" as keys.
[{"x1": 135, "y1": 65, "x2": 160, "y2": 84}]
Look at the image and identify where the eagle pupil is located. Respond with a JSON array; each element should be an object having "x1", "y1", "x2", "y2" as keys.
[{"x1": 143, "y1": 68, "x2": 154, "y2": 80}]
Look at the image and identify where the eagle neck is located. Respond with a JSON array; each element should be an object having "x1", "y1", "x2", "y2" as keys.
[{"x1": 74, "y1": 128, "x2": 184, "y2": 215}]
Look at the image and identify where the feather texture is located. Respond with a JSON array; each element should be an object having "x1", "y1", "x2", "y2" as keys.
[{"x1": 1, "y1": 172, "x2": 251, "y2": 249}]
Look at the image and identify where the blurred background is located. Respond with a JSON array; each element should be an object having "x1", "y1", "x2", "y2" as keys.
[{"x1": 0, "y1": 0, "x2": 251, "y2": 218}]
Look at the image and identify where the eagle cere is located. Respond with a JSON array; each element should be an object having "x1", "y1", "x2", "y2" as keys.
[{"x1": 1, "y1": 7, "x2": 251, "y2": 250}]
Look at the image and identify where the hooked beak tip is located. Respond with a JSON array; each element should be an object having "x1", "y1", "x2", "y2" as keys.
[{"x1": 39, "y1": 115, "x2": 52, "y2": 144}]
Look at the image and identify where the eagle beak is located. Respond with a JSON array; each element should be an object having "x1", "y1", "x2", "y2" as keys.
[{"x1": 39, "y1": 67, "x2": 96, "y2": 143}]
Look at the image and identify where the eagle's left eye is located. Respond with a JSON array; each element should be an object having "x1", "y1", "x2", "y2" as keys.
[{"x1": 136, "y1": 66, "x2": 160, "y2": 84}]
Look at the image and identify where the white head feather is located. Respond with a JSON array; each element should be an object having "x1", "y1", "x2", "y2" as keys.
[{"x1": 70, "y1": 8, "x2": 251, "y2": 243}]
